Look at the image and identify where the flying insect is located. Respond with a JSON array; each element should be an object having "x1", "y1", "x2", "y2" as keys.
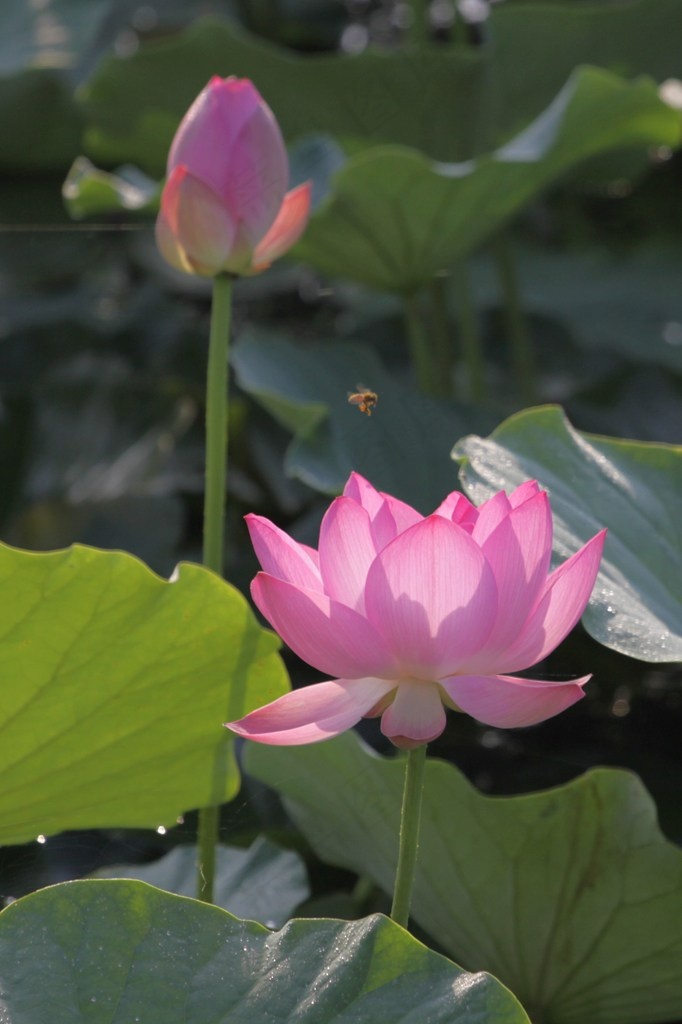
[{"x1": 347, "y1": 387, "x2": 378, "y2": 416}]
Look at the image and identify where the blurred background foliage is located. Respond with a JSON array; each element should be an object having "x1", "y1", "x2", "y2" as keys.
[{"x1": 1, "y1": 0, "x2": 681, "y2": 925}]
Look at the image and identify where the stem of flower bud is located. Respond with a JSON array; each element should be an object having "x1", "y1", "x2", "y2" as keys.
[
  {"x1": 202, "y1": 273, "x2": 233, "y2": 575},
  {"x1": 197, "y1": 272, "x2": 233, "y2": 903}
]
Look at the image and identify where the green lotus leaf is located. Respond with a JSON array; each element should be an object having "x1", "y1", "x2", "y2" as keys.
[
  {"x1": 78, "y1": 0, "x2": 682, "y2": 170},
  {"x1": 0, "y1": 878, "x2": 531, "y2": 1023},
  {"x1": 248, "y1": 731, "x2": 682, "y2": 1024},
  {"x1": 293, "y1": 67, "x2": 681, "y2": 292},
  {"x1": 94, "y1": 837, "x2": 309, "y2": 928},
  {"x1": 0, "y1": 542, "x2": 288, "y2": 845},
  {"x1": 453, "y1": 406, "x2": 682, "y2": 662}
]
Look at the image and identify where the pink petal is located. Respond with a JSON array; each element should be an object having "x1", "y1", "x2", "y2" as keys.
[
  {"x1": 364, "y1": 516, "x2": 498, "y2": 678},
  {"x1": 251, "y1": 183, "x2": 312, "y2": 271},
  {"x1": 508, "y1": 479, "x2": 541, "y2": 508},
  {"x1": 169, "y1": 78, "x2": 264, "y2": 209},
  {"x1": 440, "y1": 673, "x2": 589, "y2": 728},
  {"x1": 224, "y1": 98, "x2": 289, "y2": 247},
  {"x1": 252, "y1": 573, "x2": 398, "y2": 678},
  {"x1": 341, "y1": 473, "x2": 422, "y2": 551},
  {"x1": 300, "y1": 543, "x2": 320, "y2": 568},
  {"x1": 318, "y1": 496, "x2": 377, "y2": 611},
  {"x1": 374, "y1": 492, "x2": 423, "y2": 547},
  {"x1": 380, "y1": 680, "x2": 447, "y2": 746},
  {"x1": 344, "y1": 472, "x2": 383, "y2": 515},
  {"x1": 170, "y1": 79, "x2": 257, "y2": 172},
  {"x1": 471, "y1": 491, "x2": 511, "y2": 546},
  {"x1": 155, "y1": 203, "x2": 191, "y2": 274},
  {"x1": 157, "y1": 165, "x2": 236, "y2": 276},
  {"x1": 460, "y1": 491, "x2": 553, "y2": 670},
  {"x1": 493, "y1": 529, "x2": 607, "y2": 674},
  {"x1": 227, "y1": 677, "x2": 395, "y2": 745},
  {"x1": 245, "y1": 514, "x2": 322, "y2": 592},
  {"x1": 433, "y1": 491, "x2": 478, "y2": 532}
]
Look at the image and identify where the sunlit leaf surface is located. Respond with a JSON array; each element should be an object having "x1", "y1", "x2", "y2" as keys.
[
  {"x1": 249, "y1": 732, "x2": 682, "y2": 1024},
  {"x1": 0, "y1": 543, "x2": 288, "y2": 845},
  {"x1": 0, "y1": 879, "x2": 531, "y2": 1023}
]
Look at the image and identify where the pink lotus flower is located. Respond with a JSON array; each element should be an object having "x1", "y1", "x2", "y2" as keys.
[
  {"x1": 156, "y1": 76, "x2": 311, "y2": 276},
  {"x1": 227, "y1": 474, "x2": 606, "y2": 748}
]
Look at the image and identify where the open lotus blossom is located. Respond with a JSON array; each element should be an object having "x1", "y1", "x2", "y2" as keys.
[
  {"x1": 156, "y1": 76, "x2": 311, "y2": 276},
  {"x1": 227, "y1": 473, "x2": 606, "y2": 748}
]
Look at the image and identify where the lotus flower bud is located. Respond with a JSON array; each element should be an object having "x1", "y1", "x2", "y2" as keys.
[{"x1": 156, "y1": 76, "x2": 311, "y2": 276}]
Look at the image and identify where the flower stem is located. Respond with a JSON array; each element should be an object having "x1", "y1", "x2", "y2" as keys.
[
  {"x1": 197, "y1": 271, "x2": 233, "y2": 904},
  {"x1": 492, "y1": 233, "x2": 537, "y2": 406},
  {"x1": 403, "y1": 292, "x2": 438, "y2": 396},
  {"x1": 429, "y1": 275, "x2": 455, "y2": 398},
  {"x1": 406, "y1": 0, "x2": 430, "y2": 46},
  {"x1": 352, "y1": 874, "x2": 376, "y2": 914},
  {"x1": 202, "y1": 272, "x2": 233, "y2": 575},
  {"x1": 197, "y1": 805, "x2": 219, "y2": 903},
  {"x1": 451, "y1": 260, "x2": 486, "y2": 403},
  {"x1": 390, "y1": 743, "x2": 428, "y2": 929}
]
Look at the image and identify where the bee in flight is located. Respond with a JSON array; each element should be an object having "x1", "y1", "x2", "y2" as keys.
[{"x1": 347, "y1": 387, "x2": 378, "y2": 416}]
